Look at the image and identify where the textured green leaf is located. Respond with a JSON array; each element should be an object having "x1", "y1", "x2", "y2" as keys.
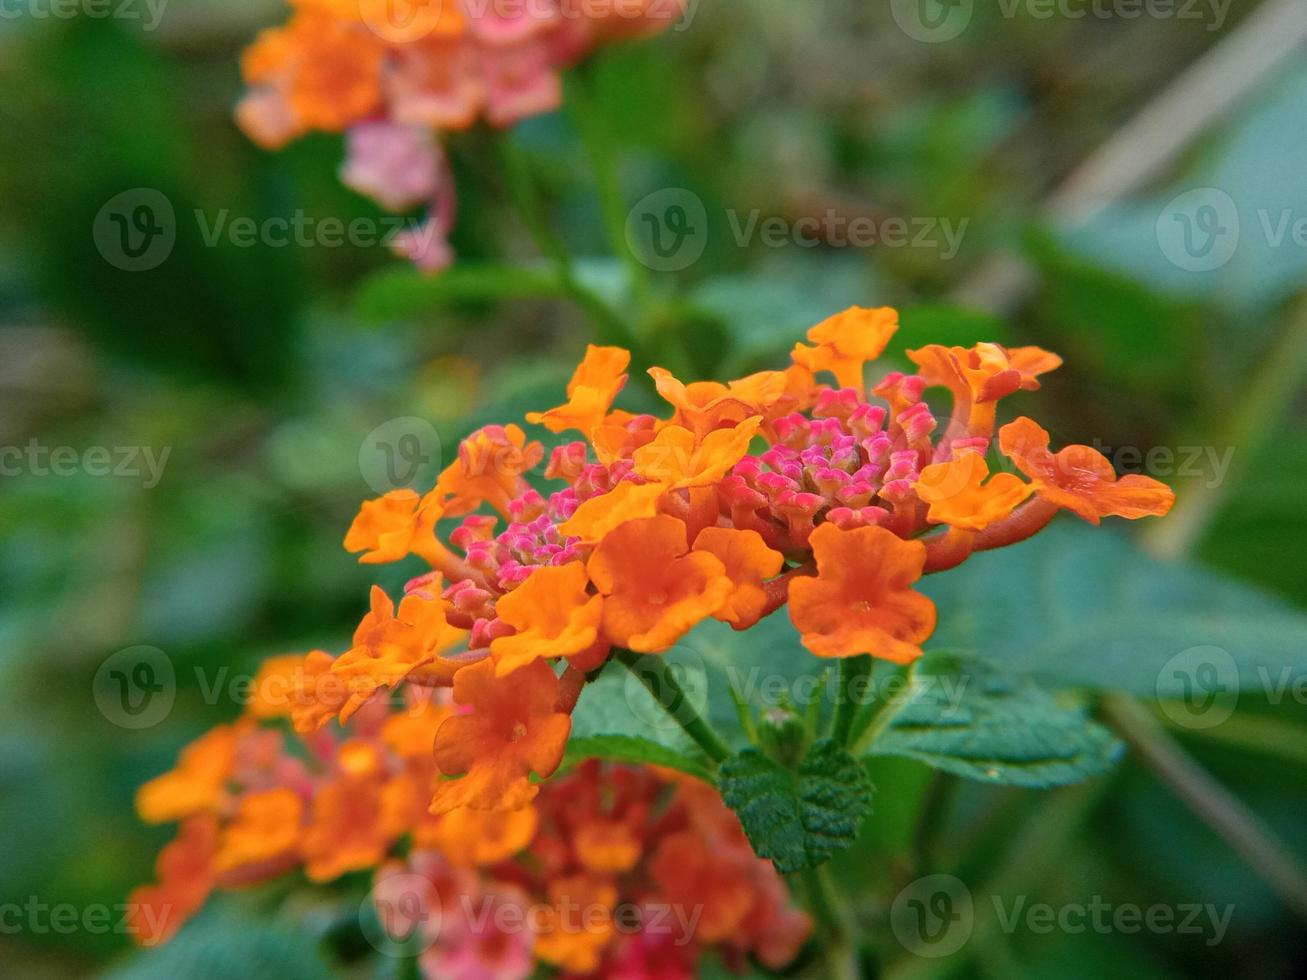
[
  {"x1": 719, "y1": 739, "x2": 871, "y2": 873},
  {"x1": 920, "y1": 523, "x2": 1307, "y2": 698},
  {"x1": 869, "y1": 659, "x2": 1123, "y2": 788}
]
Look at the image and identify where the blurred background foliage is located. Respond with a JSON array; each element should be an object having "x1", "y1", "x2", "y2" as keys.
[{"x1": 2, "y1": 0, "x2": 1307, "y2": 977}]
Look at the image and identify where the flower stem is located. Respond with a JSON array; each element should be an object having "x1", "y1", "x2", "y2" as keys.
[
  {"x1": 497, "y1": 132, "x2": 636, "y2": 350},
  {"x1": 616, "y1": 649, "x2": 731, "y2": 764},
  {"x1": 849, "y1": 661, "x2": 914, "y2": 757},
  {"x1": 797, "y1": 865, "x2": 860, "y2": 980},
  {"x1": 565, "y1": 64, "x2": 652, "y2": 311},
  {"x1": 831, "y1": 654, "x2": 872, "y2": 746}
]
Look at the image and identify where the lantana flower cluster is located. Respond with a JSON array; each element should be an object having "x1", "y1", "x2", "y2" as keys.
[
  {"x1": 237, "y1": 0, "x2": 685, "y2": 270},
  {"x1": 129, "y1": 689, "x2": 808, "y2": 975},
  {"x1": 130, "y1": 307, "x2": 1174, "y2": 971}
]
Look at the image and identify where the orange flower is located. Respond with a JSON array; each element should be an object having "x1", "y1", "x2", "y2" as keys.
[
  {"x1": 648, "y1": 366, "x2": 789, "y2": 437},
  {"x1": 589, "y1": 411, "x2": 659, "y2": 466},
  {"x1": 289, "y1": 650, "x2": 350, "y2": 733},
  {"x1": 382, "y1": 695, "x2": 453, "y2": 759},
  {"x1": 909, "y1": 342, "x2": 1062, "y2": 436},
  {"x1": 241, "y1": 13, "x2": 385, "y2": 135},
  {"x1": 791, "y1": 306, "x2": 899, "y2": 389},
  {"x1": 490, "y1": 562, "x2": 604, "y2": 677},
  {"x1": 632, "y1": 416, "x2": 761, "y2": 488},
  {"x1": 344, "y1": 489, "x2": 445, "y2": 564},
  {"x1": 246, "y1": 654, "x2": 307, "y2": 720},
  {"x1": 431, "y1": 804, "x2": 539, "y2": 866},
  {"x1": 136, "y1": 725, "x2": 238, "y2": 824},
  {"x1": 435, "y1": 424, "x2": 544, "y2": 517},
  {"x1": 430, "y1": 659, "x2": 572, "y2": 814},
  {"x1": 587, "y1": 515, "x2": 733, "y2": 652},
  {"x1": 909, "y1": 342, "x2": 1060, "y2": 404},
  {"x1": 526, "y1": 345, "x2": 630, "y2": 435},
  {"x1": 212, "y1": 788, "x2": 304, "y2": 875},
  {"x1": 126, "y1": 815, "x2": 219, "y2": 946},
  {"x1": 916, "y1": 452, "x2": 1033, "y2": 531},
  {"x1": 692, "y1": 526, "x2": 784, "y2": 629},
  {"x1": 332, "y1": 586, "x2": 468, "y2": 722},
  {"x1": 533, "y1": 873, "x2": 618, "y2": 973},
  {"x1": 574, "y1": 818, "x2": 642, "y2": 873},
  {"x1": 649, "y1": 829, "x2": 753, "y2": 943},
  {"x1": 999, "y1": 417, "x2": 1175, "y2": 524},
  {"x1": 302, "y1": 773, "x2": 390, "y2": 882},
  {"x1": 788, "y1": 523, "x2": 936, "y2": 662},
  {"x1": 558, "y1": 479, "x2": 666, "y2": 544}
]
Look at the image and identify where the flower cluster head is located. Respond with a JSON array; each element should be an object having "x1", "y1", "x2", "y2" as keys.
[
  {"x1": 130, "y1": 306, "x2": 1174, "y2": 971},
  {"x1": 237, "y1": 0, "x2": 686, "y2": 270},
  {"x1": 128, "y1": 693, "x2": 809, "y2": 976}
]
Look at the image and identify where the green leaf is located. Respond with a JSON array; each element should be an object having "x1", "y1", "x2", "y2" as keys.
[
  {"x1": 869, "y1": 658, "x2": 1123, "y2": 788},
  {"x1": 354, "y1": 262, "x2": 565, "y2": 322},
  {"x1": 104, "y1": 908, "x2": 334, "y2": 980},
  {"x1": 566, "y1": 666, "x2": 714, "y2": 781},
  {"x1": 920, "y1": 522, "x2": 1307, "y2": 698},
  {"x1": 719, "y1": 739, "x2": 872, "y2": 873}
]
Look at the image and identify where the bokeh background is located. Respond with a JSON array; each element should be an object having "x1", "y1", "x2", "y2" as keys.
[{"x1": 3, "y1": 0, "x2": 1307, "y2": 977}]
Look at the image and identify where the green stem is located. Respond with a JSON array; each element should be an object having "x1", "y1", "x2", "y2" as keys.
[
  {"x1": 1103, "y1": 692, "x2": 1307, "y2": 921},
  {"x1": 849, "y1": 661, "x2": 914, "y2": 756},
  {"x1": 616, "y1": 649, "x2": 731, "y2": 764},
  {"x1": 565, "y1": 64, "x2": 653, "y2": 310},
  {"x1": 798, "y1": 865, "x2": 860, "y2": 980},
  {"x1": 497, "y1": 132, "x2": 636, "y2": 350},
  {"x1": 831, "y1": 654, "x2": 873, "y2": 746}
]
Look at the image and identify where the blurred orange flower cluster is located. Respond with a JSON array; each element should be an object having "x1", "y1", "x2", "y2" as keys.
[
  {"x1": 236, "y1": 0, "x2": 686, "y2": 269},
  {"x1": 128, "y1": 693, "x2": 809, "y2": 977},
  {"x1": 131, "y1": 307, "x2": 1173, "y2": 969}
]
